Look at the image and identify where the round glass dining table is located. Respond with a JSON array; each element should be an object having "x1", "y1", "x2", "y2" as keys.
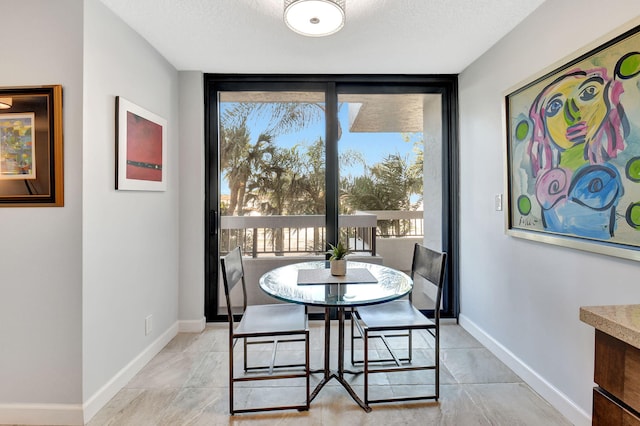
[
  {"x1": 260, "y1": 260, "x2": 412, "y2": 307},
  {"x1": 259, "y1": 260, "x2": 413, "y2": 412}
]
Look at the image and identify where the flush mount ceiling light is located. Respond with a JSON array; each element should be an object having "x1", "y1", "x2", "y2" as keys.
[
  {"x1": 284, "y1": 0, "x2": 345, "y2": 37},
  {"x1": 0, "y1": 97, "x2": 12, "y2": 109}
]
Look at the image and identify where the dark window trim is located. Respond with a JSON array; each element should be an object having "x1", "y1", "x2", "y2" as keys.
[{"x1": 204, "y1": 74, "x2": 459, "y2": 322}]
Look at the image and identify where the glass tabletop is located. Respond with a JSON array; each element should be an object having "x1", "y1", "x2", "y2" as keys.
[{"x1": 259, "y1": 261, "x2": 413, "y2": 307}]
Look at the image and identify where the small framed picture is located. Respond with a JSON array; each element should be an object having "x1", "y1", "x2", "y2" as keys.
[
  {"x1": 116, "y1": 96, "x2": 167, "y2": 191},
  {"x1": 0, "y1": 85, "x2": 63, "y2": 207},
  {"x1": 0, "y1": 113, "x2": 36, "y2": 180}
]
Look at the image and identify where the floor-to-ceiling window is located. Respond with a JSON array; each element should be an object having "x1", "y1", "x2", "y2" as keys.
[{"x1": 205, "y1": 75, "x2": 458, "y2": 321}]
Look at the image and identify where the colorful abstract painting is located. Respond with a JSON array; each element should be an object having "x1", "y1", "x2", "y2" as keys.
[
  {"x1": 506, "y1": 26, "x2": 640, "y2": 251},
  {"x1": 0, "y1": 113, "x2": 35, "y2": 180}
]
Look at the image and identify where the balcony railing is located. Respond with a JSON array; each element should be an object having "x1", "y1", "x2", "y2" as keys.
[
  {"x1": 362, "y1": 210, "x2": 424, "y2": 237},
  {"x1": 220, "y1": 210, "x2": 423, "y2": 258}
]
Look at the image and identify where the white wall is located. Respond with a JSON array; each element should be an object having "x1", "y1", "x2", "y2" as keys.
[
  {"x1": 82, "y1": 0, "x2": 179, "y2": 416},
  {"x1": 0, "y1": 0, "x2": 84, "y2": 417},
  {"x1": 423, "y1": 95, "x2": 443, "y2": 252},
  {"x1": 7, "y1": 0, "x2": 640, "y2": 424},
  {"x1": 458, "y1": 1, "x2": 640, "y2": 424},
  {"x1": 178, "y1": 71, "x2": 205, "y2": 330},
  {"x1": 0, "y1": 1, "x2": 186, "y2": 422}
]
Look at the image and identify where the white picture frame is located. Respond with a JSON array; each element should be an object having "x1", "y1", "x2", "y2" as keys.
[{"x1": 116, "y1": 96, "x2": 167, "y2": 191}]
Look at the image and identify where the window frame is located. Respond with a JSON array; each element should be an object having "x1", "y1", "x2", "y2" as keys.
[{"x1": 204, "y1": 74, "x2": 459, "y2": 322}]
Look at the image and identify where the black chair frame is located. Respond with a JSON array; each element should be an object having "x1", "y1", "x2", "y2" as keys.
[
  {"x1": 350, "y1": 243, "x2": 447, "y2": 407},
  {"x1": 221, "y1": 247, "x2": 310, "y2": 415}
]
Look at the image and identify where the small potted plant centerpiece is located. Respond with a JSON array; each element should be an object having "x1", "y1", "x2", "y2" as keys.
[{"x1": 327, "y1": 241, "x2": 349, "y2": 276}]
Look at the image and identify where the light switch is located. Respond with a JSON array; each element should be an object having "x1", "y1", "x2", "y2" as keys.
[{"x1": 495, "y1": 194, "x2": 503, "y2": 211}]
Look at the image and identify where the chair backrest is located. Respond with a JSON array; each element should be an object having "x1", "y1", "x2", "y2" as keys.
[
  {"x1": 220, "y1": 246, "x2": 248, "y2": 326},
  {"x1": 411, "y1": 243, "x2": 447, "y2": 320}
]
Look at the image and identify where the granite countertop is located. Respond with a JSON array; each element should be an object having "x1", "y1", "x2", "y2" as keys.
[{"x1": 580, "y1": 304, "x2": 640, "y2": 349}]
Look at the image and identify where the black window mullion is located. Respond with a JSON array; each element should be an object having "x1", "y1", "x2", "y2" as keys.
[{"x1": 325, "y1": 83, "x2": 339, "y2": 252}]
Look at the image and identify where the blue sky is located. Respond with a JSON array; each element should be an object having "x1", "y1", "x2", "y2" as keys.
[{"x1": 220, "y1": 103, "x2": 421, "y2": 196}]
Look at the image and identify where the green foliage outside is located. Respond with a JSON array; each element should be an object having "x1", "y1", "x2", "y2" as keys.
[{"x1": 220, "y1": 102, "x2": 423, "y2": 225}]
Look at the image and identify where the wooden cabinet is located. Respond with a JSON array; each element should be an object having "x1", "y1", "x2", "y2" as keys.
[
  {"x1": 593, "y1": 330, "x2": 640, "y2": 425},
  {"x1": 593, "y1": 388, "x2": 640, "y2": 426}
]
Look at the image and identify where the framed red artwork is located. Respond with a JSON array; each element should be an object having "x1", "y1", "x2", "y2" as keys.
[{"x1": 116, "y1": 96, "x2": 167, "y2": 191}]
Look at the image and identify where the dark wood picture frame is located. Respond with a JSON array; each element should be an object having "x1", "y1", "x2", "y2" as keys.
[{"x1": 0, "y1": 85, "x2": 63, "y2": 207}]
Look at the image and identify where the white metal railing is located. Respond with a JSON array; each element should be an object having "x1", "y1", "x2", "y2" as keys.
[
  {"x1": 358, "y1": 210, "x2": 424, "y2": 237},
  {"x1": 220, "y1": 211, "x2": 423, "y2": 257}
]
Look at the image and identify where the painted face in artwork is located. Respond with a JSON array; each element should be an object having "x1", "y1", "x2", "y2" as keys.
[{"x1": 541, "y1": 74, "x2": 608, "y2": 150}]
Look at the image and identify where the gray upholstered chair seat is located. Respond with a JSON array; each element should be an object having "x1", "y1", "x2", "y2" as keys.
[
  {"x1": 355, "y1": 300, "x2": 434, "y2": 329},
  {"x1": 235, "y1": 304, "x2": 307, "y2": 335}
]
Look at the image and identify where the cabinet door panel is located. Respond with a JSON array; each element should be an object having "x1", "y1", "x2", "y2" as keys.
[{"x1": 593, "y1": 388, "x2": 640, "y2": 426}]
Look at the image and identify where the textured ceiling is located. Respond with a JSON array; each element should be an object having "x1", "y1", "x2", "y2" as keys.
[{"x1": 98, "y1": 0, "x2": 547, "y2": 74}]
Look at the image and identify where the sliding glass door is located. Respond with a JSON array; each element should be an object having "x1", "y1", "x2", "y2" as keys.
[
  {"x1": 205, "y1": 76, "x2": 458, "y2": 320},
  {"x1": 218, "y1": 91, "x2": 327, "y2": 254},
  {"x1": 336, "y1": 91, "x2": 444, "y2": 310}
]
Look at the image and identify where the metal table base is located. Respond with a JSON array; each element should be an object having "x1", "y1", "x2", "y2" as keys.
[
  {"x1": 259, "y1": 261, "x2": 412, "y2": 413},
  {"x1": 309, "y1": 307, "x2": 371, "y2": 412}
]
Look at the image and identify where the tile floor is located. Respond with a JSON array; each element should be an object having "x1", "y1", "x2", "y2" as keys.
[{"x1": 87, "y1": 321, "x2": 572, "y2": 425}]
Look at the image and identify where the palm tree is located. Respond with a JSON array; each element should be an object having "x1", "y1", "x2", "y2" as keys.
[
  {"x1": 288, "y1": 138, "x2": 325, "y2": 215},
  {"x1": 220, "y1": 118, "x2": 276, "y2": 216},
  {"x1": 221, "y1": 102, "x2": 325, "y2": 137},
  {"x1": 219, "y1": 120, "x2": 251, "y2": 216},
  {"x1": 342, "y1": 153, "x2": 423, "y2": 236}
]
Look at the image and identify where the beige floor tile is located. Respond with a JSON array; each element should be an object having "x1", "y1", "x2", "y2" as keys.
[
  {"x1": 88, "y1": 388, "x2": 180, "y2": 426},
  {"x1": 88, "y1": 322, "x2": 569, "y2": 425},
  {"x1": 439, "y1": 323, "x2": 484, "y2": 349},
  {"x1": 441, "y1": 347, "x2": 522, "y2": 384},
  {"x1": 163, "y1": 330, "x2": 219, "y2": 353},
  {"x1": 86, "y1": 389, "x2": 146, "y2": 426},
  {"x1": 463, "y1": 383, "x2": 573, "y2": 425},
  {"x1": 156, "y1": 387, "x2": 227, "y2": 426},
  {"x1": 125, "y1": 351, "x2": 206, "y2": 389},
  {"x1": 183, "y1": 351, "x2": 228, "y2": 388}
]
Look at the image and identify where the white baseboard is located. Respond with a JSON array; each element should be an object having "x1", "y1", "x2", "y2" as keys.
[
  {"x1": 82, "y1": 321, "x2": 179, "y2": 423},
  {"x1": 178, "y1": 317, "x2": 206, "y2": 333},
  {"x1": 459, "y1": 314, "x2": 591, "y2": 426},
  {"x1": 0, "y1": 403, "x2": 84, "y2": 425},
  {"x1": 0, "y1": 322, "x2": 180, "y2": 425}
]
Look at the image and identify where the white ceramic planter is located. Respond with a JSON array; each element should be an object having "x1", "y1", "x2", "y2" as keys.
[{"x1": 330, "y1": 259, "x2": 347, "y2": 276}]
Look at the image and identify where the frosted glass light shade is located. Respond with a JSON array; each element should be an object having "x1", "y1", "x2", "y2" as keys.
[{"x1": 284, "y1": 0, "x2": 345, "y2": 37}]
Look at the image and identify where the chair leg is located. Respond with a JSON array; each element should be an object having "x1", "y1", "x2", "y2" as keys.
[
  {"x1": 351, "y1": 309, "x2": 356, "y2": 365},
  {"x1": 364, "y1": 328, "x2": 369, "y2": 407},
  {"x1": 243, "y1": 338, "x2": 248, "y2": 372},
  {"x1": 408, "y1": 329, "x2": 413, "y2": 362},
  {"x1": 268, "y1": 338, "x2": 278, "y2": 375},
  {"x1": 435, "y1": 327, "x2": 439, "y2": 401},
  {"x1": 349, "y1": 309, "x2": 355, "y2": 365},
  {"x1": 229, "y1": 335, "x2": 235, "y2": 415},
  {"x1": 305, "y1": 330, "x2": 310, "y2": 409}
]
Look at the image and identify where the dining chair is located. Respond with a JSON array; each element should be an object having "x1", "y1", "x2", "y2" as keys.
[
  {"x1": 350, "y1": 243, "x2": 447, "y2": 407},
  {"x1": 220, "y1": 246, "x2": 310, "y2": 414}
]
